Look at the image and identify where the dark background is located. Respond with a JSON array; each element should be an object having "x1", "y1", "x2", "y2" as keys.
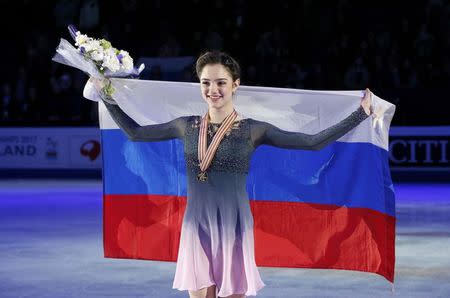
[{"x1": 1, "y1": 0, "x2": 448, "y2": 126}]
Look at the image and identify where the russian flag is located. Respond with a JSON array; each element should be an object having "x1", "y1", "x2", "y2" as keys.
[{"x1": 88, "y1": 79, "x2": 396, "y2": 282}]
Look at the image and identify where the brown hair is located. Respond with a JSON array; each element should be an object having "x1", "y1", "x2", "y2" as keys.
[{"x1": 195, "y1": 51, "x2": 241, "y2": 81}]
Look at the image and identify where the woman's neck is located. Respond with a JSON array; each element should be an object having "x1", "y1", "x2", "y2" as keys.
[{"x1": 208, "y1": 104, "x2": 235, "y2": 124}]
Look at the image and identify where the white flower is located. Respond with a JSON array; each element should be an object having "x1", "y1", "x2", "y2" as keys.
[
  {"x1": 75, "y1": 32, "x2": 90, "y2": 46},
  {"x1": 82, "y1": 39, "x2": 101, "y2": 53},
  {"x1": 90, "y1": 49, "x2": 104, "y2": 61},
  {"x1": 121, "y1": 55, "x2": 133, "y2": 71},
  {"x1": 102, "y1": 48, "x2": 120, "y2": 72},
  {"x1": 67, "y1": 28, "x2": 144, "y2": 78},
  {"x1": 120, "y1": 50, "x2": 134, "y2": 71}
]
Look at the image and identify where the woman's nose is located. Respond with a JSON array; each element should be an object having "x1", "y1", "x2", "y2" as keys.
[{"x1": 209, "y1": 83, "x2": 218, "y2": 93}]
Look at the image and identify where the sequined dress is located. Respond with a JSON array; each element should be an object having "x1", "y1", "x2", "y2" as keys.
[{"x1": 104, "y1": 102, "x2": 369, "y2": 296}]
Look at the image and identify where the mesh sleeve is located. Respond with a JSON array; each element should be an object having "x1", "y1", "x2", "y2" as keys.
[
  {"x1": 104, "y1": 101, "x2": 188, "y2": 142},
  {"x1": 250, "y1": 105, "x2": 369, "y2": 150}
]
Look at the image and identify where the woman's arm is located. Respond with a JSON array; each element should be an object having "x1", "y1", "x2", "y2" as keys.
[
  {"x1": 91, "y1": 78, "x2": 186, "y2": 141},
  {"x1": 250, "y1": 105, "x2": 369, "y2": 150},
  {"x1": 103, "y1": 101, "x2": 187, "y2": 141}
]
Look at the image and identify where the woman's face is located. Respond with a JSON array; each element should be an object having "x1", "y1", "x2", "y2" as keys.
[{"x1": 200, "y1": 64, "x2": 239, "y2": 110}]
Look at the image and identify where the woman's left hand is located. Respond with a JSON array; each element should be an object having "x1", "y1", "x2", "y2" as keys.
[
  {"x1": 89, "y1": 77, "x2": 106, "y2": 92},
  {"x1": 360, "y1": 88, "x2": 373, "y2": 116}
]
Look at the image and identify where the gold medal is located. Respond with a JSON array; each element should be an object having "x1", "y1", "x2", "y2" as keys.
[{"x1": 197, "y1": 171, "x2": 208, "y2": 182}]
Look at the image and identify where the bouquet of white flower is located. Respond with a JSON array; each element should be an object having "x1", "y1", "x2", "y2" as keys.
[{"x1": 52, "y1": 25, "x2": 144, "y2": 98}]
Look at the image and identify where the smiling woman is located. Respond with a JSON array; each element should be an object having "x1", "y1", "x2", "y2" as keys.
[
  {"x1": 196, "y1": 51, "x2": 241, "y2": 124},
  {"x1": 89, "y1": 50, "x2": 373, "y2": 298}
]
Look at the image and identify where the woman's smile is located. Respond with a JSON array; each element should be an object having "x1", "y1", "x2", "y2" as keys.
[{"x1": 208, "y1": 94, "x2": 222, "y2": 101}]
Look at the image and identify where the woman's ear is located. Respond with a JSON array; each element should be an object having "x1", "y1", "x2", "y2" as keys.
[{"x1": 233, "y1": 78, "x2": 240, "y2": 92}]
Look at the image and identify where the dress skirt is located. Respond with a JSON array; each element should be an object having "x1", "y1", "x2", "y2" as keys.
[{"x1": 172, "y1": 171, "x2": 266, "y2": 296}]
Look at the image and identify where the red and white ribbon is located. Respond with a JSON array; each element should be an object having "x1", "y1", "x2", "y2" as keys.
[{"x1": 198, "y1": 110, "x2": 238, "y2": 173}]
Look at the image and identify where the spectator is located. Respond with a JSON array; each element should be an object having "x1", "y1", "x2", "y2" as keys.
[
  {"x1": 79, "y1": 0, "x2": 100, "y2": 30},
  {"x1": 1, "y1": 84, "x2": 12, "y2": 121},
  {"x1": 0, "y1": 0, "x2": 447, "y2": 126},
  {"x1": 24, "y1": 86, "x2": 41, "y2": 123},
  {"x1": 204, "y1": 24, "x2": 224, "y2": 50},
  {"x1": 149, "y1": 65, "x2": 163, "y2": 81},
  {"x1": 244, "y1": 65, "x2": 259, "y2": 86},
  {"x1": 158, "y1": 35, "x2": 181, "y2": 57},
  {"x1": 179, "y1": 65, "x2": 195, "y2": 82},
  {"x1": 54, "y1": 0, "x2": 80, "y2": 29},
  {"x1": 15, "y1": 66, "x2": 28, "y2": 118},
  {"x1": 344, "y1": 57, "x2": 370, "y2": 89},
  {"x1": 415, "y1": 23, "x2": 434, "y2": 62}
]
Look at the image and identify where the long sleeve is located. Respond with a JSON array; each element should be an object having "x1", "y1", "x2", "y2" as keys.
[
  {"x1": 250, "y1": 105, "x2": 369, "y2": 150},
  {"x1": 103, "y1": 101, "x2": 188, "y2": 142}
]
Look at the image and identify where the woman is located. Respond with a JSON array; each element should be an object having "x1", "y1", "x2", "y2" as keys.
[{"x1": 92, "y1": 51, "x2": 372, "y2": 298}]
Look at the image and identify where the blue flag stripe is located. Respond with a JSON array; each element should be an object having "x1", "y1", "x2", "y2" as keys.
[{"x1": 101, "y1": 130, "x2": 395, "y2": 217}]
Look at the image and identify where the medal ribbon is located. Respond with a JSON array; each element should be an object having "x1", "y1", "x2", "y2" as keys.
[{"x1": 198, "y1": 110, "x2": 237, "y2": 173}]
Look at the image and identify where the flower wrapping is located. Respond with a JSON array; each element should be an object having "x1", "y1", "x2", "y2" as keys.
[{"x1": 52, "y1": 25, "x2": 145, "y2": 98}]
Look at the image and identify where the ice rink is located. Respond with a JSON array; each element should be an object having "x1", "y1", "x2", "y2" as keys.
[{"x1": 1, "y1": 179, "x2": 449, "y2": 298}]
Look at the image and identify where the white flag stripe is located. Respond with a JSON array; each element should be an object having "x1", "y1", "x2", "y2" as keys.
[{"x1": 89, "y1": 79, "x2": 395, "y2": 150}]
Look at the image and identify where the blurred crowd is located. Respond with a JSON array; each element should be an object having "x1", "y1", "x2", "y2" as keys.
[{"x1": 1, "y1": 0, "x2": 449, "y2": 126}]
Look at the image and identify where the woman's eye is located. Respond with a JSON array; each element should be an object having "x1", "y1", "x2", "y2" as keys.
[
  {"x1": 218, "y1": 81, "x2": 226, "y2": 86},
  {"x1": 202, "y1": 82, "x2": 210, "y2": 86}
]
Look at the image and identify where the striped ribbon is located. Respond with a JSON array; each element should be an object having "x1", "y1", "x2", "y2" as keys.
[{"x1": 198, "y1": 110, "x2": 238, "y2": 174}]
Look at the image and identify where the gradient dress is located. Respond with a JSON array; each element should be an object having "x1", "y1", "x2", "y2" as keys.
[{"x1": 104, "y1": 102, "x2": 369, "y2": 296}]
